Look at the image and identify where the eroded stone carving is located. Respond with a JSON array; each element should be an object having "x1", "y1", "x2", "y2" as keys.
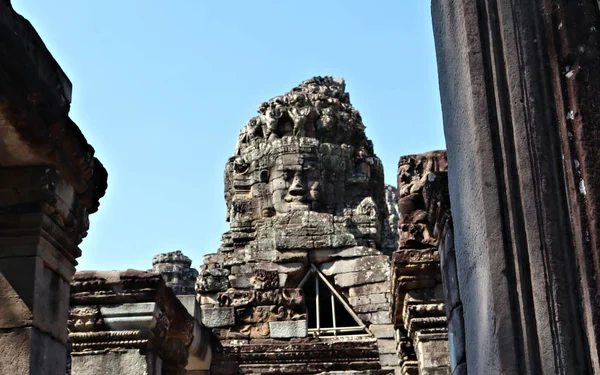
[
  {"x1": 392, "y1": 151, "x2": 451, "y2": 375},
  {"x1": 197, "y1": 77, "x2": 398, "y2": 374},
  {"x1": 152, "y1": 250, "x2": 199, "y2": 295}
]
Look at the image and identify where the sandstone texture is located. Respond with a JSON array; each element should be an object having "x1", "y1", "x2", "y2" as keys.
[{"x1": 196, "y1": 76, "x2": 398, "y2": 374}]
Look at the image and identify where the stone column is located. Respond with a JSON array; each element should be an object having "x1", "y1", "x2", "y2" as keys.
[
  {"x1": 69, "y1": 271, "x2": 195, "y2": 375},
  {"x1": 392, "y1": 152, "x2": 451, "y2": 375},
  {"x1": 433, "y1": 0, "x2": 600, "y2": 373},
  {"x1": 0, "y1": 1, "x2": 107, "y2": 373},
  {"x1": 0, "y1": 167, "x2": 97, "y2": 375}
]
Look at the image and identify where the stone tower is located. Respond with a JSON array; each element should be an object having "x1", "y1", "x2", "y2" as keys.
[
  {"x1": 152, "y1": 250, "x2": 199, "y2": 295},
  {"x1": 197, "y1": 77, "x2": 397, "y2": 374}
]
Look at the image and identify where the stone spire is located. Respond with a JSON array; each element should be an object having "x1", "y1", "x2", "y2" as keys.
[
  {"x1": 152, "y1": 250, "x2": 199, "y2": 295},
  {"x1": 197, "y1": 77, "x2": 398, "y2": 374}
]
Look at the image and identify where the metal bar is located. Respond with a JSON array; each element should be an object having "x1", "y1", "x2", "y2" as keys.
[
  {"x1": 309, "y1": 326, "x2": 365, "y2": 332},
  {"x1": 309, "y1": 334, "x2": 372, "y2": 338},
  {"x1": 310, "y1": 264, "x2": 373, "y2": 336},
  {"x1": 315, "y1": 272, "x2": 320, "y2": 332},
  {"x1": 297, "y1": 268, "x2": 314, "y2": 288},
  {"x1": 331, "y1": 292, "x2": 337, "y2": 337}
]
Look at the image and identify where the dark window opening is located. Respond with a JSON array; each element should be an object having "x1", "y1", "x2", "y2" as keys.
[{"x1": 300, "y1": 264, "x2": 368, "y2": 337}]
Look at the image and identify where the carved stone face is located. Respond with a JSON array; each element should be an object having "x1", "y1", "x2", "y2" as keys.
[{"x1": 269, "y1": 152, "x2": 322, "y2": 214}]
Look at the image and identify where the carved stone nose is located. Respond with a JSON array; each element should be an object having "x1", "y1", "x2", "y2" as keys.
[{"x1": 289, "y1": 174, "x2": 305, "y2": 195}]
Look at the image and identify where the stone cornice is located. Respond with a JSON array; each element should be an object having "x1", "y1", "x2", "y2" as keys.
[
  {"x1": 71, "y1": 270, "x2": 193, "y2": 322},
  {"x1": 69, "y1": 270, "x2": 196, "y2": 368},
  {"x1": 214, "y1": 337, "x2": 381, "y2": 374}
]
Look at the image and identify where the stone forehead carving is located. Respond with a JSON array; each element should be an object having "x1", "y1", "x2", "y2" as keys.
[
  {"x1": 225, "y1": 76, "x2": 384, "y2": 226},
  {"x1": 235, "y1": 76, "x2": 367, "y2": 155}
]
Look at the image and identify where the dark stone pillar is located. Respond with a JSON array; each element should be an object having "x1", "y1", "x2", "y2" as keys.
[
  {"x1": 0, "y1": 167, "x2": 89, "y2": 374},
  {"x1": 432, "y1": 0, "x2": 600, "y2": 373},
  {"x1": 0, "y1": 1, "x2": 107, "y2": 372}
]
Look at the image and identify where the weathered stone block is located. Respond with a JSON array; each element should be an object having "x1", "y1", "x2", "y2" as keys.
[
  {"x1": 309, "y1": 246, "x2": 381, "y2": 263},
  {"x1": 275, "y1": 235, "x2": 311, "y2": 250},
  {"x1": 0, "y1": 256, "x2": 70, "y2": 343},
  {"x1": 204, "y1": 267, "x2": 230, "y2": 277},
  {"x1": 354, "y1": 303, "x2": 389, "y2": 313},
  {"x1": 348, "y1": 281, "x2": 390, "y2": 297},
  {"x1": 0, "y1": 327, "x2": 67, "y2": 375},
  {"x1": 369, "y1": 324, "x2": 395, "y2": 339},
  {"x1": 377, "y1": 339, "x2": 397, "y2": 354},
  {"x1": 201, "y1": 307, "x2": 235, "y2": 328},
  {"x1": 153, "y1": 251, "x2": 200, "y2": 295},
  {"x1": 229, "y1": 274, "x2": 252, "y2": 289},
  {"x1": 330, "y1": 233, "x2": 357, "y2": 247},
  {"x1": 405, "y1": 284, "x2": 445, "y2": 303},
  {"x1": 415, "y1": 334, "x2": 450, "y2": 371},
  {"x1": 268, "y1": 320, "x2": 308, "y2": 338},
  {"x1": 359, "y1": 311, "x2": 392, "y2": 325},
  {"x1": 71, "y1": 349, "x2": 161, "y2": 375},
  {"x1": 99, "y1": 302, "x2": 159, "y2": 331},
  {"x1": 231, "y1": 264, "x2": 254, "y2": 275},
  {"x1": 203, "y1": 253, "x2": 225, "y2": 265},
  {"x1": 0, "y1": 272, "x2": 31, "y2": 329},
  {"x1": 274, "y1": 250, "x2": 308, "y2": 263},
  {"x1": 335, "y1": 267, "x2": 389, "y2": 287},
  {"x1": 379, "y1": 353, "x2": 399, "y2": 367},
  {"x1": 320, "y1": 255, "x2": 389, "y2": 276},
  {"x1": 276, "y1": 262, "x2": 306, "y2": 275}
]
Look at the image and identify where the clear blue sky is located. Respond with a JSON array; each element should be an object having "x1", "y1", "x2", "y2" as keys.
[{"x1": 13, "y1": 1, "x2": 445, "y2": 271}]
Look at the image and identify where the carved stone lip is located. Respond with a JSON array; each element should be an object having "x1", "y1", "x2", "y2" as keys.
[
  {"x1": 284, "y1": 195, "x2": 308, "y2": 203},
  {"x1": 285, "y1": 199, "x2": 310, "y2": 210}
]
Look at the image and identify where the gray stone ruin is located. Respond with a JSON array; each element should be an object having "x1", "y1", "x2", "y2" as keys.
[
  {"x1": 196, "y1": 76, "x2": 402, "y2": 374},
  {"x1": 152, "y1": 250, "x2": 199, "y2": 295}
]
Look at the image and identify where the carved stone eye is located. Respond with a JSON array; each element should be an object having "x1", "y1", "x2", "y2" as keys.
[{"x1": 234, "y1": 159, "x2": 249, "y2": 174}]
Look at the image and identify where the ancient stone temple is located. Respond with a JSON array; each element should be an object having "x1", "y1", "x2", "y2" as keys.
[
  {"x1": 196, "y1": 77, "x2": 401, "y2": 374},
  {"x1": 9, "y1": 0, "x2": 600, "y2": 373}
]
